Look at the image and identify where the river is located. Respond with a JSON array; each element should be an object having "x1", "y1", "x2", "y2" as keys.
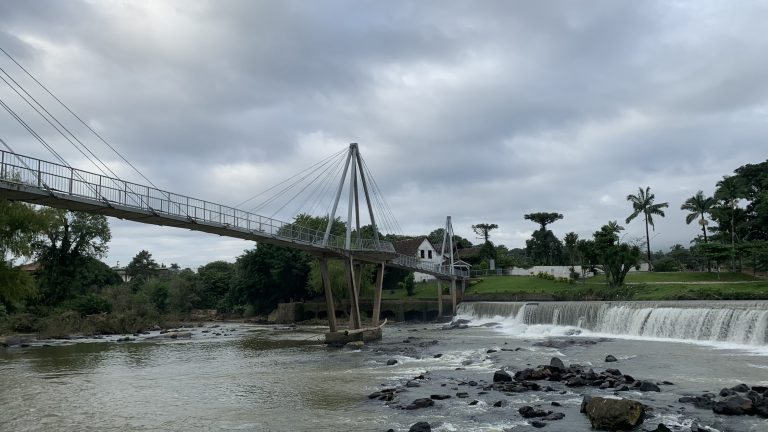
[{"x1": 2, "y1": 301, "x2": 768, "y2": 431}]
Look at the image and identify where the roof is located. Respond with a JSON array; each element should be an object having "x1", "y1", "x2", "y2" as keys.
[{"x1": 393, "y1": 237, "x2": 437, "y2": 256}]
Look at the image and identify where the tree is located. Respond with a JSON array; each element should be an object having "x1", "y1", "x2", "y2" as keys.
[
  {"x1": 593, "y1": 221, "x2": 641, "y2": 287},
  {"x1": 524, "y1": 213, "x2": 563, "y2": 231},
  {"x1": 699, "y1": 243, "x2": 732, "y2": 279},
  {"x1": 681, "y1": 191, "x2": 715, "y2": 243},
  {"x1": 36, "y1": 210, "x2": 114, "y2": 303},
  {"x1": 427, "y1": 228, "x2": 472, "y2": 248},
  {"x1": 0, "y1": 199, "x2": 49, "y2": 306},
  {"x1": 197, "y1": 261, "x2": 235, "y2": 309},
  {"x1": 715, "y1": 176, "x2": 745, "y2": 270},
  {"x1": 126, "y1": 250, "x2": 159, "y2": 285},
  {"x1": 471, "y1": 223, "x2": 498, "y2": 243},
  {"x1": 563, "y1": 232, "x2": 579, "y2": 267},
  {"x1": 625, "y1": 186, "x2": 668, "y2": 271}
]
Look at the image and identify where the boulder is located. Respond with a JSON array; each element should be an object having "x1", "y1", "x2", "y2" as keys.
[
  {"x1": 654, "y1": 424, "x2": 672, "y2": 432},
  {"x1": 582, "y1": 396, "x2": 645, "y2": 430},
  {"x1": 429, "y1": 394, "x2": 451, "y2": 400},
  {"x1": 712, "y1": 395, "x2": 753, "y2": 415},
  {"x1": 518, "y1": 406, "x2": 549, "y2": 418},
  {"x1": 530, "y1": 420, "x2": 547, "y2": 428},
  {"x1": 386, "y1": 359, "x2": 398, "y2": 366},
  {"x1": 493, "y1": 370, "x2": 513, "y2": 382},
  {"x1": 542, "y1": 412, "x2": 565, "y2": 421},
  {"x1": 550, "y1": 357, "x2": 566, "y2": 370},
  {"x1": 731, "y1": 383, "x2": 751, "y2": 393},
  {"x1": 605, "y1": 354, "x2": 618, "y2": 362},
  {"x1": 405, "y1": 398, "x2": 434, "y2": 410},
  {"x1": 408, "y1": 422, "x2": 431, "y2": 432},
  {"x1": 638, "y1": 381, "x2": 661, "y2": 392},
  {"x1": 753, "y1": 398, "x2": 768, "y2": 418},
  {"x1": 566, "y1": 376, "x2": 586, "y2": 387},
  {"x1": 492, "y1": 400, "x2": 508, "y2": 408}
]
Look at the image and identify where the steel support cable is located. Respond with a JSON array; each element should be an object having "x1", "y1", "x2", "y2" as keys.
[
  {"x1": 300, "y1": 155, "x2": 339, "y2": 216},
  {"x1": 0, "y1": 71, "x2": 150, "y2": 209},
  {"x1": 0, "y1": 98, "x2": 102, "y2": 197},
  {"x1": 361, "y1": 158, "x2": 402, "y2": 235},
  {"x1": 309, "y1": 151, "x2": 347, "y2": 217},
  {"x1": 0, "y1": 65, "x2": 188, "y2": 217},
  {"x1": 0, "y1": 47, "x2": 162, "y2": 193},
  {"x1": 249, "y1": 151, "x2": 344, "y2": 214},
  {"x1": 233, "y1": 147, "x2": 346, "y2": 209},
  {"x1": 272, "y1": 152, "x2": 343, "y2": 219},
  {"x1": 291, "y1": 150, "x2": 347, "y2": 218}
]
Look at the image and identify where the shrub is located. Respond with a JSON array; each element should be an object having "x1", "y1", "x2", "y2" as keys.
[{"x1": 67, "y1": 294, "x2": 113, "y2": 316}]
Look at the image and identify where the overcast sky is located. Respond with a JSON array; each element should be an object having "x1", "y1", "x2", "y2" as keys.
[{"x1": 1, "y1": 1, "x2": 767, "y2": 268}]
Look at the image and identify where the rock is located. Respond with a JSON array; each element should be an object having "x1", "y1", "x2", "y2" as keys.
[
  {"x1": 405, "y1": 398, "x2": 434, "y2": 410},
  {"x1": 551, "y1": 401, "x2": 561, "y2": 407},
  {"x1": 550, "y1": 357, "x2": 566, "y2": 370},
  {"x1": 344, "y1": 340, "x2": 364, "y2": 349},
  {"x1": 492, "y1": 400, "x2": 508, "y2": 408},
  {"x1": 566, "y1": 376, "x2": 586, "y2": 387},
  {"x1": 530, "y1": 420, "x2": 547, "y2": 428},
  {"x1": 580, "y1": 396, "x2": 592, "y2": 413},
  {"x1": 487, "y1": 349, "x2": 498, "y2": 353},
  {"x1": 638, "y1": 381, "x2": 661, "y2": 392},
  {"x1": 405, "y1": 381, "x2": 420, "y2": 388},
  {"x1": 456, "y1": 392, "x2": 469, "y2": 398},
  {"x1": 542, "y1": 412, "x2": 565, "y2": 421},
  {"x1": 605, "y1": 354, "x2": 618, "y2": 362},
  {"x1": 753, "y1": 398, "x2": 768, "y2": 418},
  {"x1": 719, "y1": 387, "x2": 737, "y2": 397},
  {"x1": 408, "y1": 421, "x2": 431, "y2": 432},
  {"x1": 731, "y1": 383, "x2": 751, "y2": 393},
  {"x1": 468, "y1": 400, "x2": 479, "y2": 405},
  {"x1": 468, "y1": 380, "x2": 477, "y2": 386},
  {"x1": 519, "y1": 406, "x2": 549, "y2": 418},
  {"x1": 493, "y1": 370, "x2": 513, "y2": 382},
  {"x1": 433, "y1": 353, "x2": 443, "y2": 358},
  {"x1": 712, "y1": 395, "x2": 753, "y2": 415},
  {"x1": 430, "y1": 394, "x2": 451, "y2": 400},
  {"x1": 654, "y1": 424, "x2": 672, "y2": 432},
  {"x1": 582, "y1": 396, "x2": 645, "y2": 430},
  {"x1": 386, "y1": 359, "x2": 398, "y2": 366}
]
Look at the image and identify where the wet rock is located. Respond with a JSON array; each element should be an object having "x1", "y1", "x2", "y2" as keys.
[
  {"x1": 433, "y1": 353, "x2": 443, "y2": 358},
  {"x1": 487, "y1": 349, "x2": 498, "y2": 353},
  {"x1": 386, "y1": 359, "x2": 398, "y2": 366},
  {"x1": 731, "y1": 383, "x2": 751, "y2": 393},
  {"x1": 719, "y1": 387, "x2": 737, "y2": 397},
  {"x1": 456, "y1": 392, "x2": 469, "y2": 398},
  {"x1": 518, "y1": 406, "x2": 550, "y2": 418},
  {"x1": 408, "y1": 421, "x2": 431, "y2": 432},
  {"x1": 582, "y1": 396, "x2": 645, "y2": 430},
  {"x1": 543, "y1": 412, "x2": 565, "y2": 421},
  {"x1": 405, "y1": 381, "x2": 420, "y2": 388},
  {"x1": 605, "y1": 355, "x2": 618, "y2": 362},
  {"x1": 550, "y1": 357, "x2": 566, "y2": 370},
  {"x1": 653, "y1": 424, "x2": 672, "y2": 432},
  {"x1": 493, "y1": 370, "x2": 512, "y2": 382},
  {"x1": 566, "y1": 376, "x2": 586, "y2": 387},
  {"x1": 430, "y1": 394, "x2": 451, "y2": 400},
  {"x1": 638, "y1": 381, "x2": 661, "y2": 392},
  {"x1": 753, "y1": 398, "x2": 768, "y2": 418},
  {"x1": 530, "y1": 420, "x2": 547, "y2": 428},
  {"x1": 551, "y1": 401, "x2": 561, "y2": 407},
  {"x1": 405, "y1": 398, "x2": 434, "y2": 410},
  {"x1": 492, "y1": 400, "x2": 508, "y2": 408},
  {"x1": 712, "y1": 395, "x2": 753, "y2": 415},
  {"x1": 468, "y1": 400, "x2": 479, "y2": 405},
  {"x1": 468, "y1": 380, "x2": 477, "y2": 386},
  {"x1": 345, "y1": 340, "x2": 364, "y2": 349}
]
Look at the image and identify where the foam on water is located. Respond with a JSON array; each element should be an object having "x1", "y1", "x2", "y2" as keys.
[{"x1": 457, "y1": 301, "x2": 768, "y2": 354}]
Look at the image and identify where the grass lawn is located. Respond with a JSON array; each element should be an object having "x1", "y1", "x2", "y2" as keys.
[{"x1": 380, "y1": 272, "x2": 768, "y2": 301}]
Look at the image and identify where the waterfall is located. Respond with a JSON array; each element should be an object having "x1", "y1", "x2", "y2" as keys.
[{"x1": 456, "y1": 301, "x2": 768, "y2": 346}]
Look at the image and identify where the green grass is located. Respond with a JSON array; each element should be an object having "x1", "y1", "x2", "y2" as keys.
[{"x1": 380, "y1": 272, "x2": 768, "y2": 302}]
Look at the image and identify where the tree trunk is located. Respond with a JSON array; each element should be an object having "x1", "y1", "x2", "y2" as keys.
[{"x1": 644, "y1": 216, "x2": 652, "y2": 271}]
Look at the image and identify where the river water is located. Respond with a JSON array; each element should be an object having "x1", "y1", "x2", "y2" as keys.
[{"x1": 2, "y1": 301, "x2": 768, "y2": 431}]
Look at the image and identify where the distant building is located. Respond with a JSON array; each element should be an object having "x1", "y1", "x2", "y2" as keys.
[{"x1": 393, "y1": 237, "x2": 443, "y2": 282}]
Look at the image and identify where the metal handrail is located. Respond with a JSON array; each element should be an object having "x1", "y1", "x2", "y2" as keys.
[{"x1": 0, "y1": 150, "x2": 396, "y2": 255}]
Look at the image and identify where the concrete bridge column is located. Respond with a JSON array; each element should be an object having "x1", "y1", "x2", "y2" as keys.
[
  {"x1": 345, "y1": 256, "x2": 362, "y2": 330},
  {"x1": 451, "y1": 278, "x2": 457, "y2": 315},
  {"x1": 437, "y1": 280, "x2": 443, "y2": 317},
  {"x1": 372, "y1": 263, "x2": 384, "y2": 326},
  {"x1": 319, "y1": 257, "x2": 337, "y2": 333}
]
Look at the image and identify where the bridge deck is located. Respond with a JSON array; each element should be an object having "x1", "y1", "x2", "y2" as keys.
[{"x1": 0, "y1": 150, "x2": 463, "y2": 278}]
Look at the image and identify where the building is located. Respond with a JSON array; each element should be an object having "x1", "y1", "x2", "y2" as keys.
[{"x1": 393, "y1": 237, "x2": 443, "y2": 282}]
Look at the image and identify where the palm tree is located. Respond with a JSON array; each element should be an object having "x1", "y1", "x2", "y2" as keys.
[
  {"x1": 626, "y1": 186, "x2": 669, "y2": 271},
  {"x1": 681, "y1": 191, "x2": 715, "y2": 243}
]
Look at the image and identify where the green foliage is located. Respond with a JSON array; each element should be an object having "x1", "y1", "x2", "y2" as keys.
[
  {"x1": 197, "y1": 260, "x2": 235, "y2": 308},
  {"x1": 626, "y1": 186, "x2": 668, "y2": 269},
  {"x1": 564, "y1": 232, "x2": 579, "y2": 266},
  {"x1": 427, "y1": 228, "x2": 472, "y2": 248},
  {"x1": 140, "y1": 278, "x2": 169, "y2": 313},
  {"x1": 681, "y1": 191, "x2": 715, "y2": 242},
  {"x1": 471, "y1": 223, "x2": 498, "y2": 243},
  {"x1": 65, "y1": 293, "x2": 113, "y2": 316},
  {"x1": 404, "y1": 273, "x2": 415, "y2": 296},
  {"x1": 0, "y1": 199, "x2": 48, "y2": 305},
  {"x1": 524, "y1": 212, "x2": 563, "y2": 231},
  {"x1": 126, "y1": 250, "x2": 159, "y2": 285},
  {"x1": 525, "y1": 228, "x2": 564, "y2": 265}
]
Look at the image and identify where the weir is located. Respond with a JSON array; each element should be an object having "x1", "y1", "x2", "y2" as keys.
[{"x1": 457, "y1": 301, "x2": 768, "y2": 346}]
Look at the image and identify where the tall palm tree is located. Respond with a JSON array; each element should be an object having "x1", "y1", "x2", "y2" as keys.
[
  {"x1": 681, "y1": 191, "x2": 715, "y2": 243},
  {"x1": 626, "y1": 186, "x2": 669, "y2": 271}
]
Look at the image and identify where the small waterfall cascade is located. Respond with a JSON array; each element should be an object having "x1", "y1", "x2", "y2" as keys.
[{"x1": 456, "y1": 301, "x2": 768, "y2": 345}]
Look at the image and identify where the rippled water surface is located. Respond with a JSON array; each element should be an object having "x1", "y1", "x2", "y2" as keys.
[{"x1": 2, "y1": 317, "x2": 768, "y2": 431}]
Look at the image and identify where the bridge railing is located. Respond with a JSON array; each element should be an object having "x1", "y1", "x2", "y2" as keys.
[
  {"x1": 0, "y1": 150, "x2": 396, "y2": 254},
  {"x1": 392, "y1": 254, "x2": 469, "y2": 278}
]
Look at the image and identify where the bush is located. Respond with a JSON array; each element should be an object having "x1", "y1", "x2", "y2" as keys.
[
  {"x1": 67, "y1": 294, "x2": 113, "y2": 316},
  {"x1": 404, "y1": 273, "x2": 415, "y2": 296},
  {"x1": 8, "y1": 313, "x2": 39, "y2": 332}
]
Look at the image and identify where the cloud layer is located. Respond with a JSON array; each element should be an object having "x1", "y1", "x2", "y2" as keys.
[{"x1": 1, "y1": 0, "x2": 766, "y2": 267}]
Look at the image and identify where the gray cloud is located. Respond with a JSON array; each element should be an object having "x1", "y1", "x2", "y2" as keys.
[{"x1": 1, "y1": 0, "x2": 766, "y2": 267}]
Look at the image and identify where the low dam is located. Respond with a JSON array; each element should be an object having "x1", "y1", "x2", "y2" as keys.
[{"x1": 457, "y1": 301, "x2": 768, "y2": 346}]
